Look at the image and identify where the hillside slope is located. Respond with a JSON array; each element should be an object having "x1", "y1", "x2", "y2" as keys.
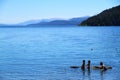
[{"x1": 80, "y1": 5, "x2": 120, "y2": 26}]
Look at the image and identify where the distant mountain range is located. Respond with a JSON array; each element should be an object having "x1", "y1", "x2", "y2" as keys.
[
  {"x1": 80, "y1": 5, "x2": 120, "y2": 26},
  {"x1": 0, "y1": 17, "x2": 89, "y2": 27},
  {"x1": 1, "y1": 5, "x2": 120, "y2": 27},
  {"x1": 0, "y1": 24, "x2": 6, "y2": 26},
  {"x1": 18, "y1": 18, "x2": 64, "y2": 26},
  {"x1": 29, "y1": 17, "x2": 89, "y2": 26}
]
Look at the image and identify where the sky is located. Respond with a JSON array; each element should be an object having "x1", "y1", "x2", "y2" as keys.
[{"x1": 0, "y1": 0, "x2": 120, "y2": 24}]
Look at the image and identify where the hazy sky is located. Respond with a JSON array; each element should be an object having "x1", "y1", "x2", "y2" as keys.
[{"x1": 0, "y1": 0, "x2": 120, "y2": 24}]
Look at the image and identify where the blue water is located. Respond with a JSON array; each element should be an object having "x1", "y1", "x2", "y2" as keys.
[{"x1": 0, "y1": 26, "x2": 120, "y2": 80}]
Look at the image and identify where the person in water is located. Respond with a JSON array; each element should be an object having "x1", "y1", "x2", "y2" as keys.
[
  {"x1": 87, "y1": 60, "x2": 91, "y2": 70},
  {"x1": 81, "y1": 60, "x2": 85, "y2": 70},
  {"x1": 99, "y1": 62, "x2": 107, "y2": 71}
]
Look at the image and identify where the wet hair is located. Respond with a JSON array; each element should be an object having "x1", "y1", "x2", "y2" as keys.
[
  {"x1": 83, "y1": 60, "x2": 85, "y2": 63},
  {"x1": 100, "y1": 62, "x2": 103, "y2": 66},
  {"x1": 88, "y1": 60, "x2": 91, "y2": 64}
]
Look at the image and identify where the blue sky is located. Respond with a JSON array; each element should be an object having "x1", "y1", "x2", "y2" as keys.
[{"x1": 0, "y1": 0, "x2": 120, "y2": 24}]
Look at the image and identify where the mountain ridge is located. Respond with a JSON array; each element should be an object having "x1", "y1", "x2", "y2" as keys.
[
  {"x1": 29, "y1": 17, "x2": 89, "y2": 26},
  {"x1": 0, "y1": 16, "x2": 89, "y2": 27},
  {"x1": 80, "y1": 5, "x2": 120, "y2": 26}
]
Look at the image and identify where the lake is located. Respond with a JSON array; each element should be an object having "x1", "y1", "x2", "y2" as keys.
[{"x1": 0, "y1": 26, "x2": 120, "y2": 80}]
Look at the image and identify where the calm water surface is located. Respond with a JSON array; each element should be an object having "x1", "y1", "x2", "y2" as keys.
[{"x1": 0, "y1": 26, "x2": 120, "y2": 80}]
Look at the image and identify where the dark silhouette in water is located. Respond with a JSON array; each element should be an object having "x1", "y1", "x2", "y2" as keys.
[
  {"x1": 100, "y1": 67, "x2": 107, "y2": 80},
  {"x1": 81, "y1": 60, "x2": 85, "y2": 70},
  {"x1": 70, "y1": 60, "x2": 90, "y2": 70},
  {"x1": 87, "y1": 60, "x2": 91, "y2": 71},
  {"x1": 93, "y1": 62, "x2": 112, "y2": 71},
  {"x1": 87, "y1": 70, "x2": 91, "y2": 80},
  {"x1": 70, "y1": 60, "x2": 86, "y2": 69},
  {"x1": 82, "y1": 69, "x2": 85, "y2": 80},
  {"x1": 82, "y1": 70, "x2": 91, "y2": 80},
  {"x1": 70, "y1": 66, "x2": 79, "y2": 68},
  {"x1": 82, "y1": 65, "x2": 91, "y2": 80},
  {"x1": 99, "y1": 62, "x2": 107, "y2": 71}
]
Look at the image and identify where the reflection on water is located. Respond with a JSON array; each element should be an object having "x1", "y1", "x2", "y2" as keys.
[
  {"x1": 88, "y1": 70, "x2": 91, "y2": 80},
  {"x1": 81, "y1": 69, "x2": 107, "y2": 80},
  {"x1": 101, "y1": 71, "x2": 104, "y2": 80},
  {"x1": 82, "y1": 70, "x2": 91, "y2": 80},
  {"x1": 82, "y1": 70, "x2": 85, "y2": 80}
]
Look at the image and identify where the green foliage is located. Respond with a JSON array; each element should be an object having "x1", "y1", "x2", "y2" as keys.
[{"x1": 80, "y1": 5, "x2": 120, "y2": 26}]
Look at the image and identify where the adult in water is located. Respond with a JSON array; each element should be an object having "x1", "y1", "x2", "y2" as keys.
[
  {"x1": 70, "y1": 60, "x2": 85, "y2": 69},
  {"x1": 99, "y1": 62, "x2": 107, "y2": 71},
  {"x1": 93, "y1": 62, "x2": 107, "y2": 71},
  {"x1": 81, "y1": 60, "x2": 85, "y2": 70},
  {"x1": 87, "y1": 60, "x2": 91, "y2": 70}
]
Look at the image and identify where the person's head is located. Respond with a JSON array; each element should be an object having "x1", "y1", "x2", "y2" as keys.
[
  {"x1": 88, "y1": 60, "x2": 91, "y2": 64},
  {"x1": 83, "y1": 60, "x2": 85, "y2": 64},
  {"x1": 100, "y1": 62, "x2": 103, "y2": 66}
]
